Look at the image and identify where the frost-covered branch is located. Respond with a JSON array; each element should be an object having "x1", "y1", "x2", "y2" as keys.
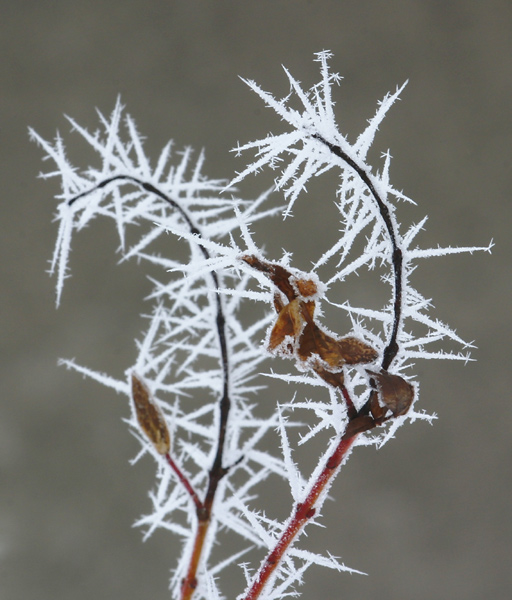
[{"x1": 35, "y1": 52, "x2": 490, "y2": 600}]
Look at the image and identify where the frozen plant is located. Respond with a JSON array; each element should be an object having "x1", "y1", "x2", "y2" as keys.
[{"x1": 32, "y1": 52, "x2": 490, "y2": 600}]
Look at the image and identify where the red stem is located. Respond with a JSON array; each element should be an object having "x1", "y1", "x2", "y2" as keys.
[
  {"x1": 242, "y1": 432, "x2": 357, "y2": 600},
  {"x1": 165, "y1": 453, "x2": 203, "y2": 512},
  {"x1": 181, "y1": 515, "x2": 211, "y2": 600},
  {"x1": 164, "y1": 452, "x2": 216, "y2": 600}
]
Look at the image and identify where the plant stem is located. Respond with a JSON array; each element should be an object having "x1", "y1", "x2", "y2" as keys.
[
  {"x1": 241, "y1": 432, "x2": 357, "y2": 600},
  {"x1": 312, "y1": 134, "x2": 403, "y2": 370},
  {"x1": 181, "y1": 512, "x2": 211, "y2": 600},
  {"x1": 165, "y1": 453, "x2": 203, "y2": 512},
  {"x1": 69, "y1": 177, "x2": 232, "y2": 600},
  {"x1": 180, "y1": 473, "x2": 227, "y2": 599}
]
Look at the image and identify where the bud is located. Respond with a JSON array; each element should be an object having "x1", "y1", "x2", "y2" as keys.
[
  {"x1": 131, "y1": 374, "x2": 171, "y2": 455},
  {"x1": 366, "y1": 369, "x2": 414, "y2": 418}
]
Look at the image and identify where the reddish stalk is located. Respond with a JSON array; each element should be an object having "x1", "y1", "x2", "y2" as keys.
[
  {"x1": 241, "y1": 431, "x2": 358, "y2": 600},
  {"x1": 164, "y1": 448, "x2": 225, "y2": 600},
  {"x1": 181, "y1": 513, "x2": 211, "y2": 600},
  {"x1": 165, "y1": 453, "x2": 203, "y2": 513},
  {"x1": 163, "y1": 452, "x2": 212, "y2": 600}
]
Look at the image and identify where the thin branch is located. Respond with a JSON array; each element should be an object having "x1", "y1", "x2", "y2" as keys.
[
  {"x1": 311, "y1": 134, "x2": 403, "y2": 370},
  {"x1": 68, "y1": 175, "x2": 232, "y2": 600},
  {"x1": 241, "y1": 430, "x2": 358, "y2": 600},
  {"x1": 239, "y1": 128, "x2": 408, "y2": 599},
  {"x1": 165, "y1": 453, "x2": 203, "y2": 513}
]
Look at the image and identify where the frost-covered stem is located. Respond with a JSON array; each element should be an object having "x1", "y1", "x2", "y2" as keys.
[
  {"x1": 241, "y1": 433, "x2": 357, "y2": 600},
  {"x1": 69, "y1": 176, "x2": 232, "y2": 600},
  {"x1": 181, "y1": 456, "x2": 229, "y2": 599},
  {"x1": 312, "y1": 134, "x2": 403, "y2": 370},
  {"x1": 69, "y1": 175, "x2": 200, "y2": 236},
  {"x1": 181, "y1": 516, "x2": 210, "y2": 600},
  {"x1": 165, "y1": 453, "x2": 203, "y2": 512},
  {"x1": 180, "y1": 288, "x2": 231, "y2": 600},
  {"x1": 340, "y1": 384, "x2": 357, "y2": 420}
]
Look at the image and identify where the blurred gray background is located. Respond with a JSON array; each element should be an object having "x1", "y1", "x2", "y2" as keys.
[{"x1": 1, "y1": 1, "x2": 511, "y2": 599}]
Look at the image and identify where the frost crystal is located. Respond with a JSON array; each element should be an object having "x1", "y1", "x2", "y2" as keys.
[{"x1": 34, "y1": 52, "x2": 489, "y2": 600}]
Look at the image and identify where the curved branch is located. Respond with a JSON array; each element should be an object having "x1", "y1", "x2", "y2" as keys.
[
  {"x1": 68, "y1": 175, "x2": 231, "y2": 599},
  {"x1": 312, "y1": 135, "x2": 403, "y2": 371}
]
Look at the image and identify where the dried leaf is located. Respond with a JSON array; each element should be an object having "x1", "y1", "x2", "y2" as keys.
[
  {"x1": 241, "y1": 255, "x2": 298, "y2": 301},
  {"x1": 243, "y1": 254, "x2": 378, "y2": 385},
  {"x1": 311, "y1": 362, "x2": 345, "y2": 389},
  {"x1": 268, "y1": 298, "x2": 304, "y2": 354},
  {"x1": 333, "y1": 337, "x2": 379, "y2": 365},
  {"x1": 295, "y1": 278, "x2": 318, "y2": 298},
  {"x1": 131, "y1": 374, "x2": 171, "y2": 455}
]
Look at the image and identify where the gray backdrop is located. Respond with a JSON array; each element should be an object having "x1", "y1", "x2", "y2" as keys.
[{"x1": 1, "y1": 2, "x2": 511, "y2": 599}]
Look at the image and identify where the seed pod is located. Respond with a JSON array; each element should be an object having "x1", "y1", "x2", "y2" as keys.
[
  {"x1": 343, "y1": 415, "x2": 377, "y2": 438},
  {"x1": 366, "y1": 369, "x2": 414, "y2": 418},
  {"x1": 131, "y1": 374, "x2": 171, "y2": 455}
]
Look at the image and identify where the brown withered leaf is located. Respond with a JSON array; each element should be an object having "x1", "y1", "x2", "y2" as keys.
[
  {"x1": 333, "y1": 337, "x2": 379, "y2": 365},
  {"x1": 268, "y1": 298, "x2": 305, "y2": 354},
  {"x1": 310, "y1": 362, "x2": 345, "y2": 389},
  {"x1": 366, "y1": 369, "x2": 414, "y2": 418},
  {"x1": 241, "y1": 255, "x2": 298, "y2": 301},
  {"x1": 295, "y1": 278, "x2": 318, "y2": 298},
  {"x1": 268, "y1": 293, "x2": 377, "y2": 370},
  {"x1": 298, "y1": 321, "x2": 377, "y2": 368},
  {"x1": 242, "y1": 254, "x2": 320, "y2": 301},
  {"x1": 243, "y1": 254, "x2": 378, "y2": 389},
  {"x1": 131, "y1": 374, "x2": 171, "y2": 455}
]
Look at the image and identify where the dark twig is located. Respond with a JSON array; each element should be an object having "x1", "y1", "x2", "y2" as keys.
[
  {"x1": 69, "y1": 175, "x2": 231, "y2": 600},
  {"x1": 241, "y1": 135, "x2": 407, "y2": 599},
  {"x1": 311, "y1": 135, "x2": 403, "y2": 370}
]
